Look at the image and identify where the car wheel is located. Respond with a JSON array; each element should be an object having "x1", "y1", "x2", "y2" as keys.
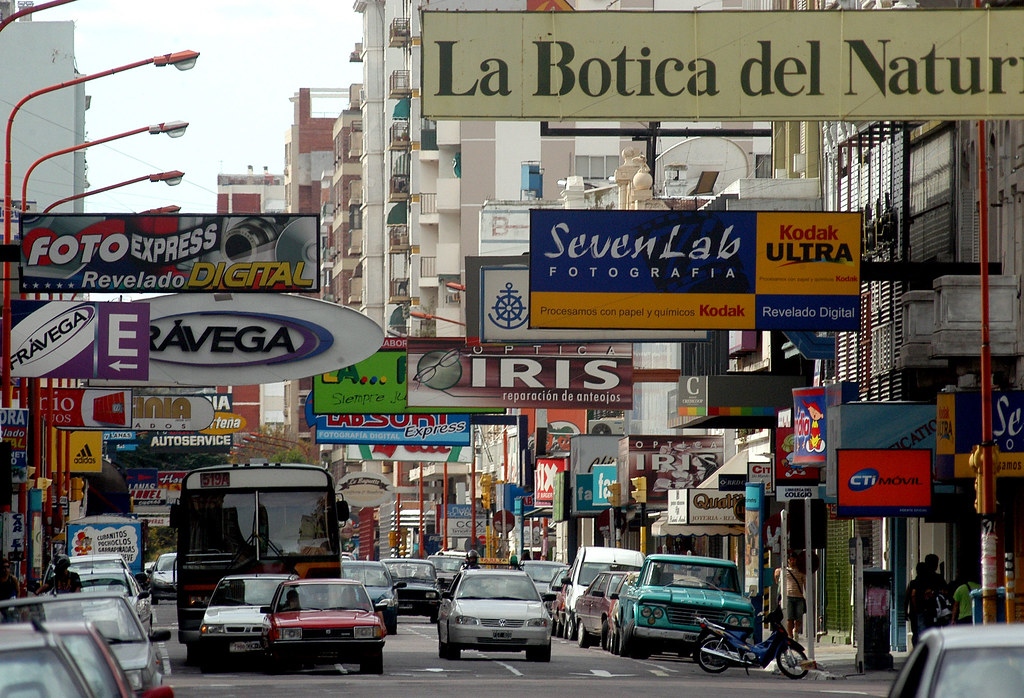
[
  {"x1": 429, "y1": 611, "x2": 439, "y2": 624},
  {"x1": 152, "y1": 596, "x2": 159, "y2": 605},
  {"x1": 184, "y1": 643, "x2": 200, "y2": 666},
  {"x1": 438, "y1": 638, "x2": 447, "y2": 659},
  {"x1": 564, "y1": 615, "x2": 575, "y2": 642},
  {"x1": 387, "y1": 621, "x2": 398, "y2": 635},
  {"x1": 610, "y1": 627, "x2": 621, "y2": 656},
  {"x1": 360, "y1": 653, "x2": 384, "y2": 675},
  {"x1": 526, "y1": 644, "x2": 552, "y2": 662},
  {"x1": 445, "y1": 643, "x2": 461, "y2": 660},
  {"x1": 600, "y1": 619, "x2": 610, "y2": 651},
  {"x1": 576, "y1": 619, "x2": 591, "y2": 648}
]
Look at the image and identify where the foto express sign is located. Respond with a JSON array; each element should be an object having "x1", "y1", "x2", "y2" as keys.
[{"x1": 836, "y1": 449, "x2": 931, "y2": 517}]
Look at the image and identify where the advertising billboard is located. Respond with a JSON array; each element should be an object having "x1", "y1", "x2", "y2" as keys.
[
  {"x1": 407, "y1": 338, "x2": 633, "y2": 409},
  {"x1": 313, "y1": 413, "x2": 472, "y2": 447},
  {"x1": 20, "y1": 213, "x2": 318, "y2": 292},
  {"x1": 10, "y1": 300, "x2": 149, "y2": 381},
  {"x1": 1, "y1": 409, "x2": 29, "y2": 483},
  {"x1": 534, "y1": 457, "x2": 567, "y2": 506},
  {"x1": 46, "y1": 389, "x2": 132, "y2": 429},
  {"x1": 345, "y1": 444, "x2": 472, "y2": 462},
  {"x1": 422, "y1": 10, "x2": 1024, "y2": 122},
  {"x1": 68, "y1": 431, "x2": 102, "y2": 473},
  {"x1": 620, "y1": 435, "x2": 724, "y2": 506},
  {"x1": 936, "y1": 391, "x2": 1024, "y2": 479},
  {"x1": 139, "y1": 432, "x2": 233, "y2": 453},
  {"x1": 529, "y1": 210, "x2": 860, "y2": 331},
  {"x1": 836, "y1": 449, "x2": 932, "y2": 517}
]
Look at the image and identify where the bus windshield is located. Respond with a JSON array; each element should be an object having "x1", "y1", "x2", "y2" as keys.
[{"x1": 186, "y1": 489, "x2": 334, "y2": 562}]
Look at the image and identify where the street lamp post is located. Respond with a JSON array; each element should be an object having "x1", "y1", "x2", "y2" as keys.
[
  {"x1": 42, "y1": 170, "x2": 184, "y2": 213},
  {"x1": 0, "y1": 0, "x2": 78, "y2": 34},
  {"x1": 2, "y1": 50, "x2": 199, "y2": 407}
]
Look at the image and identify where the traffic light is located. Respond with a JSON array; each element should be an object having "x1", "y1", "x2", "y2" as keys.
[
  {"x1": 388, "y1": 530, "x2": 398, "y2": 548},
  {"x1": 630, "y1": 476, "x2": 647, "y2": 504},
  {"x1": 398, "y1": 528, "x2": 407, "y2": 557},
  {"x1": 607, "y1": 482, "x2": 622, "y2": 508},
  {"x1": 481, "y1": 473, "x2": 492, "y2": 508},
  {"x1": 71, "y1": 477, "x2": 85, "y2": 501}
]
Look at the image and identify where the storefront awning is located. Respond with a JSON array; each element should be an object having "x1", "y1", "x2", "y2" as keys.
[
  {"x1": 386, "y1": 201, "x2": 407, "y2": 225},
  {"x1": 650, "y1": 515, "x2": 743, "y2": 538}
]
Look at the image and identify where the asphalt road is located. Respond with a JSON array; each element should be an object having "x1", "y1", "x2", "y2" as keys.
[{"x1": 153, "y1": 604, "x2": 895, "y2": 697}]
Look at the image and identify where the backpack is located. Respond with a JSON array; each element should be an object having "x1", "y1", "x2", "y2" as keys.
[{"x1": 925, "y1": 588, "x2": 953, "y2": 627}]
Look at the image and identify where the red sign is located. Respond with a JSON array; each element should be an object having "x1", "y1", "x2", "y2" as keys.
[
  {"x1": 544, "y1": 409, "x2": 587, "y2": 454},
  {"x1": 775, "y1": 425, "x2": 819, "y2": 484},
  {"x1": 836, "y1": 449, "x2": 931, "y2": 517},
  {"x1": 46, "y1": 389, "x2": 133, "y2": 429},
  {"x1": 534, "y1": 458, "x2": 567, "y2": 505}
]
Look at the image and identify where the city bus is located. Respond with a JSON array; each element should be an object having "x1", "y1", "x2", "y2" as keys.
[{"x1": 169, "y1": 462, "x2": 348, "y2": 663}]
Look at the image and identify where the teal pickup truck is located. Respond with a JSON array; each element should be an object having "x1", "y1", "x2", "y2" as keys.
[{"x1": 612, "y1": 553, "x2": 754, "y2": 659}]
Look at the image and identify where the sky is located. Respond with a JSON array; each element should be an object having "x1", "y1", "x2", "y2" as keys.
[{"x1": 39, "y1": 0, "x2": 365, "y2": 214}]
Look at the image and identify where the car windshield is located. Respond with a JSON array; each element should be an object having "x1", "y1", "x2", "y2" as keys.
[
  {"x1": 77, "y1": 572, "x2": 131, "y2": 594},
  {"x1": 0, "y1": 647, "x2": 87, "y2": 697},
  {"x1": 456, "y1": 575, "x2": 540, "y2": 601},
  {"x1": 276, "y1": 584, "x2": 372, "y2": 613},
  {"x1": 384, "y1": 562, "x2": 436, "y2": 581},
  {"x1": 210, "y1": 578, "x2": 287, "y2": 607},
  {"x1": 521, "y1": 562, "x2": 565, "y2": 583},
  {"x1": 579, "y1": 561, "x2": 640, "y2": 587},
  {"x1": 932, "y1": 647, "x2": 1024, "y2": 698},
  {"x1": 0, "y1": 598, "x2": 145, "y2": 643},
  {"x1": 430, "y1": 557, "x2": 465, "y2": 573},
  {"x1": 644, "y1": 561, "x2": 739, "y2": 592},
  {"x1": 341, "y1": 565, "x2": 392, "y2": 587},
  {"x1": 155, "y1": 554, "x2": 176, "y2": 572}
]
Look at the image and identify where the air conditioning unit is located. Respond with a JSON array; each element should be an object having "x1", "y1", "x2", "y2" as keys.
[{"x1": 588, "y1": 417, "x2": 625, "y2": 435}]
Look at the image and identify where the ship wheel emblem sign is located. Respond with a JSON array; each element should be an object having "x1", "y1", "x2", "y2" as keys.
[{"x1": 488, "y1": 282, "x2": 528, "y2": 330}]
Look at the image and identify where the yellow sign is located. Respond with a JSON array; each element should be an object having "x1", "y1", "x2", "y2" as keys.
[
  {"x1": 200, "y1": 412, "x2": 247, "y2": 436},
  {"x1": 423, "y1": 9, "x2": 1024, "y2": 121},
  {"x1": 68, "y1": 431, "x2": 102, "y2": 472}
]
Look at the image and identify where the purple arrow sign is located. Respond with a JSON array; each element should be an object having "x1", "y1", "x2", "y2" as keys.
[{"x1": 10, "y1": 300, "x2": 149, "y2": 381}]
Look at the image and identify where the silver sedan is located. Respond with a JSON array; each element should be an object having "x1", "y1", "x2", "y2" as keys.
[{"x1": 437, "y1": 569, "x2": 553, "y2": 662}]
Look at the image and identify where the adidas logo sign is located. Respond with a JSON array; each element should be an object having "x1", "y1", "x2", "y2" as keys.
[{"x1": 74, "y1": 444, "x2": 94, "y2": 464}]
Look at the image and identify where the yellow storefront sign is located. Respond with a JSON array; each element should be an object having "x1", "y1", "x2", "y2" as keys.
[{"x1": 68, "y1": 431, "x2": 102, "y2": 473}]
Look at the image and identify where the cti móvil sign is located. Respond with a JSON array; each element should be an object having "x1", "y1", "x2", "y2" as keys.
[{"x1": 836, "y1": 448, "x2": 931, "y2": 517}]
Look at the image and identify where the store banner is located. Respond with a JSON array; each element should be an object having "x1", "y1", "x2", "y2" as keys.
[
  {"x1": 0, "y1": 409, "x2": 29, "y2": 483},
  {"x1": 68, "y1": 431, "x2": 102, "y2": 473},
  {"x1": 20, "y1": 213, "x2": 319, "y2": 292},
  {"x1": 345, "y1": 444, "x2": 472, "y2": 462},
  {"x1": 837, "y1": 448, "x2": 931, "y2": 517},
  {"x1": 529, "y1": 210, "x2": 860, "y2": 332},
  {"x1": 792, "y1": 383, "x2": 860, "y2": 466},
  {"x1": 534, "y1": 458, "x2": 567, "y2": 506},
  {"x1": 314, "y1": 414, "x2": 472, "y2": 446},
  {"x1": 936, "y1": 391, "x2": 1024, "y2": 479}
]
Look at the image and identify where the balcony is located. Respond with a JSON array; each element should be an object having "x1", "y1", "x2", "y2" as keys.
[
  {"x1": 421, "y1": 125, "x2": 437, "y2": 151},
  {"x1": 389, "y1": 18, "x2": 411, "y2": 47},
  {"x1": 388, "y1": 225, "x2": 410, "y2": 252},
  {"x1": 348, "y1": 276, "x2": 363, "y2": 305},
  {"x1": 348, "y1": 229, "x2": 362, "y2": 256},
  {"x1": 389, "y1": 174, "x2": 410, "y2": 202},
  {"x1": 389, "y1": 70, "x2": 412, "y2": 99},
  {"x1": 390, "y1": 278, "x2": 411, "y2": 303},
  {"x1": 389, "y1": 121, "x2": 411, "y2": 151},
  {"x1": 420, "y1": 255, "x2": 437, "y2": 279},
  {"x1": 349, "y1": 43, "x2": 363, "y2": 63}
]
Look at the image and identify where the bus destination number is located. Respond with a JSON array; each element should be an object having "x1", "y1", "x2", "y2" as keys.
[{"x1": 200, "y1": 472, "x2": 230, "y2": 488}]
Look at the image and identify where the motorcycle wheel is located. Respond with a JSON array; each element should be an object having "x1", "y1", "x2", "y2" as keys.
[
  {"x1": 776, "y1": 644, "x2": 809, "y2": 679},
  {"x1": 695, "y1": 636, "x2": 731, "y2": 674}
]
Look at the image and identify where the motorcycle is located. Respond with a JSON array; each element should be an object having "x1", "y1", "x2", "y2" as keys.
[{"x1": 694, "y1": 607, "x2": 810, "y2": 679}]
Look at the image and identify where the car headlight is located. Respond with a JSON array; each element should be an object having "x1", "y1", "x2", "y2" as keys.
[
  {"x1": 454, "y1": 615, "x2": 479, "y2": 625},
  {"x1": 425, "y1": 591, "x2": 438, "y2": 599},
  {"x1": 640, "y1": 605, "x2": 664, "y2": 619},
  {"x1": 125, "y1": 670, "x2": 143, "y2": 691},
  {"x1": 280, "y1": 628, "x2": 303, "y2": 640},
  {"x1": 526, "y1": 617, "x2": 549, "y2": 627},
  {"x1": 354, "y1": 625, "x2": 383, "y2": 639},
  {"x1": 651, "y1": 607, "x2": 664, "y2": 619},
  {"x1": 201, "y1": 624, "x2": 225, "y2": 635}
]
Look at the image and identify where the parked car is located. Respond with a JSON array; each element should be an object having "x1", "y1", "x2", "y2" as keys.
[
  {"x1": 0, "y1": 622, "x2": 98, "y2": 697},
  {"x1": 74, "y1": 564, "x2": 154, "y2": 635},
  {"x1": 43, "y1": 553, "x2": 136, "y2": 589},
  {"x1": 557, "y1": 546, "x2": 644, "y2": 641},
  {"x1": 573, "y1": 570, "x2": 630, "y2": 649},
  {"x1": 0, "y1": 591, "x2": 172, "y2": 692},
  {"x1": 428, "y1": 552, "x2": 466, "y2": 593},
  {"x1": 148, "y1": 553, "x2": 177, "y2": 604},
  {"x1": 382, "y1": 558, "x2": 441, "y2": 622},
  {"x1": 614, "y1": 554, "x2": 754, "y2": 660},
  {"x1": 198, "y1": 573, "x2": 296, "y2": 672},
  {"x1": 605, "y1": 572, "x2": 639, "y2": 653},
  {"x1": 342, "y1": 560, "x2": 403, "y2": 635},
  {"x1": 521, "y1": 560, "x2": 568, "y2": 596},
  {"x1": 44, "y1": 621, "x2": 174, "y2": 698},
  {"x1": 260, "y1": 578, "x2": 387, "y2": 674},
  {"x1": 888, "y1": 625, "x2": 1024, "y2": 698},
  {"x1": 437, "y1": 569, "x2": 555, "y2": 662}
]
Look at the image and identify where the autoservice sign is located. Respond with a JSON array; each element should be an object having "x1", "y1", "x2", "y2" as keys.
[
  {"x1": 406, "y1": 338, "x2": 632, "y2": 409},
  {"x1": 127, "y1": 294, "x2": 383, "y2": 386},
  {"x1": 529, "y1": 210, "x2": 860, "y2": 332},
  {"x1": 19, "y1": 213, "x2": 318, "y2": 292},
  {"x1": 10, "y1": 300, "x2": 149, "y2": 381},
  {"x1": 836, "y1": 448, "x2": 931, "y2": 517}
]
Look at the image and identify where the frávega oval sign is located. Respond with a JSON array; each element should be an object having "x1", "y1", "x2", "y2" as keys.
[
  {"x1": 136, "y1": 294, "x2": 384, "y2": 385},
  {"x1": 337, "y1": 472, "x2": 392, "y2": 508}
]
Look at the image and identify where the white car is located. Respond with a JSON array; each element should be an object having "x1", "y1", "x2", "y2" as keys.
[
  {"x1": 148, "y1": 553, "x2": 177, "y2": 604},
  {"x1": 437, "y1": 569, "x2": 554, "y2": 662},
  {"x1": 198, "y1": 573, "x2": 296, "y2": 673}
]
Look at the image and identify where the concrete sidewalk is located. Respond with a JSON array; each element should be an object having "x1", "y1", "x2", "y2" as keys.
[{"x1": 798, "y1": 639, "x2": 909, "y2": 681}]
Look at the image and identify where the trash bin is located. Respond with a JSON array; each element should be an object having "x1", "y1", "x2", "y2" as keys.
[
  {"x1": 863, "y1": 568, "x2": 893, "y2": 670},
  {"x1": 970, "y1": 587, "x2": 1006, "y2": 624}
]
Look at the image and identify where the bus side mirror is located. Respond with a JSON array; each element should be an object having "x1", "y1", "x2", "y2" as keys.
[
  {"x1": 169, "y1": 503, "x2": 181, "y2": 529},
  {"x1": 336, "y1": 499, "x2": 350, "y2": 521}
]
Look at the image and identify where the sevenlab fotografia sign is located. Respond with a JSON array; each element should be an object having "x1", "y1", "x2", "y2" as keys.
[
  {"x1": 345, "y1": 444, "x2": 472, "y2": 462},
  {"x1": 422, "y1": 9, "x2": 1024, "y2": 121},
  {"x1": 127, "y1": 294, "x2": 383, "y2": 386},
  {"x1": 313, "y1": 414, "x2": 472, "y2": 447},
  {"x1": 406, "y1": 338, "x2": 633, "y2": 409},
  {"x1": 19, "y1": 213, "x2": 319, "y2": 292},
  {"x1": 529, "y1": 210, "x2": 860, "y2": 331},
  {"x1": 10, "y1": 300, "x2": 149, "y2": 381}
]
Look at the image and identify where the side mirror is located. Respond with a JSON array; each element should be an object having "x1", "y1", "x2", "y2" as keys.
[
  {"x1": 560, "y1": 576, "x2": 570, "y2": 586},
  {"x1": 135, "y1": 573, "x2": 149, "y2": 586},
  {"x1": 393, "y1": 581, "x2": 407, "y2": 589},
  {"x1": 591, "y1": 590, "x2": 604, "y2": 598},
  {"x1": 374, "y1": 602, "x2": 389, "y2": 612},
  {"x1": 442, "y1": 591, "x2": 453, "y2": 600},
  {"x1": 259, "y1": 606, "x2": 272, "y2": 614},
  {"x1": 609, "y1": 592, "x2": 619, "y2": 601},
  {"x1": 336, "y1": 499, "x2": 350, "y2": 522},
  {"x1": 149, "y1": 629, "x2": 172, "y2": 642},
  {"x1": 138, "y1": 590, "x2": 151, "y2": 600},
  {"x1": 542, "y1": 592, "x2": 557, "y2": 603}
]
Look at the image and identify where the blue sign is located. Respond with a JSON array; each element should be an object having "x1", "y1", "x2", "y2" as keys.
[
  {"x1": 718, "y1": 473, "x2": 747, "y2": 491},
  {"x1": 574, "y1": 474, "x2": 601, "y2": 514}
]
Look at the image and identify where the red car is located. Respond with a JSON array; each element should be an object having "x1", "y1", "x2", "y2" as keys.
[
  {"x1": 574, "y1": 571, "x2": 631, "y2": 649},
  {"x1": 261, "y1": 579, "x2": 386, "y2": 674}
]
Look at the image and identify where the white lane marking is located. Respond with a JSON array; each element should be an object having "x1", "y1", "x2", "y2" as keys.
[
  {"x1": 569, "y1": 669, "x2": 635, "y2": 678},
  {"x1": 648, "y1": 662, "x2": 678, "y2": 673},
  {"x1": 411, "y1": 668, "x2": 469, "y2": 673},
  {"x1": 159, "y1": 644, "x2": 172, "y2": 676},
  {"x1": 649, "y1": 670, "x2": 669, "y2": 677},
  {"x1": 494, "y1": 661, "x2": 523, "y2": 676}
]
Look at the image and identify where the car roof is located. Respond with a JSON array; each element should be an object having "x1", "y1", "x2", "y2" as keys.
[
  {"x1": 926, "y1": 624, "x2": 1024, "y2": 650},
  {"x1": 458, "y1": 569, "x2": 531, "y2": 577},
  {"x1": 217, "y1": 573, "x2": 296, "y2": 582},
  {"x1": 383, "y1": 558, "x2": 433, "y2": 564},
  {"x1": 1, "y1": 590, "x2": 134, "y2": 608},
  {"x1": 282, "y1": 578, "x2": 361, "y2": 586},
  {"x1": 342, "y1": 560, "x2": 386, "y2": 566},
  {"x1": 522, "y1": 560, "x2": 565, "y2": 567},
  {"x1": 646, "y1": 553, "x2": 734, "y2": 567},
  {"x1": 0, "y1": 623, "x2": 54, "y2": 650}
]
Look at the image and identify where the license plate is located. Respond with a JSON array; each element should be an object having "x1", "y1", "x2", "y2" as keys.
[
  {"x1": 399, "y1": 603, "x2": 413, "y2": 610},
  {"x1": 229, "y1": 641, "x2": 263, "y2": 653},
  {"x1": 492, "y1": 630, "x2": 512, "y2": 639}
]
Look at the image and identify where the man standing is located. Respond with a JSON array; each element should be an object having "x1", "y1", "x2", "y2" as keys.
[
  {"x1": 0, "y1": 559, "x2": 22, "y2": 599},
  {"x1": 775, "y1": 550, "x2": 806, "y2": 639}
]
